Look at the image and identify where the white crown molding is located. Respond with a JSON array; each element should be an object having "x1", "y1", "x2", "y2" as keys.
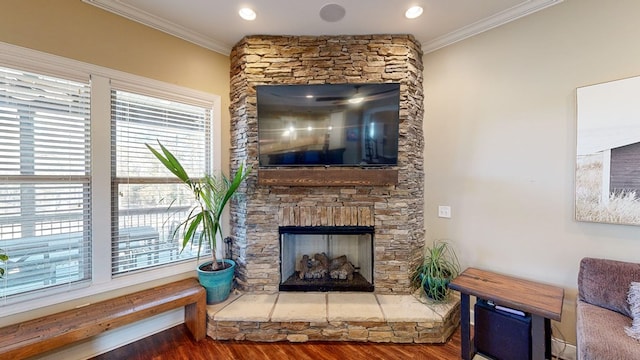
[
  {"x1": 84, "y1": 0, "x2": 563, "y2": 57},
  {"x1": 422, "y1": 0, "x2": 564, "y2": 53},
  {"x1": 83, "y1": 0, "x2": 232, "y2": 55}
]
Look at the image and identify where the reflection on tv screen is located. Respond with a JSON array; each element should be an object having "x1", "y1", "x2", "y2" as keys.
[{"x1": 257, "y1": 83, "x2": 400, "y2": 167}]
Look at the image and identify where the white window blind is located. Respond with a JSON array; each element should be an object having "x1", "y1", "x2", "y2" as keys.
[
  {"x1": 111, "y1": 89, "x2": 212, "y2": 275},
  {"x1": 0, "y1": 65, "x2": 91, "y2": 298}
]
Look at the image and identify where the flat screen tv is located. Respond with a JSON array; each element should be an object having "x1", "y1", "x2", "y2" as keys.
[{"x1": 257, "y1": 83, "x2": 400, "y2": 167}]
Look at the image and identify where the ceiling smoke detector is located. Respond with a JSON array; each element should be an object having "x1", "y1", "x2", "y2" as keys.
[{"x1": 319, "y1": 3, "x2": 346, "y2": 22}]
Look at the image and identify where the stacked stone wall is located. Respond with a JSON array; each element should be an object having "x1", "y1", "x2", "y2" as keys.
[
  {"x1": 229, "y1": 35, "x2": 424, "y2": 294},
  {"x1": 208, "y1": 316, "x2": 460, "y2": 344}
]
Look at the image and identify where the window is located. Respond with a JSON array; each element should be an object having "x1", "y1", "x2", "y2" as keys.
[
  {"x1": 0, "y1": 44, "x2": 220, "y2": 312},
  {"x1": 0, "y1": 65, "x2": 91, "y2": 298},
  {"x1": 111, "y1": 89, "x2": 212, "y2": 275}
]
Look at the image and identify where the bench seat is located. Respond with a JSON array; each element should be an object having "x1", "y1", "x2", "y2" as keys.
[{"x1": 0, "y1": 277, "x2": 206, "y2": 360}]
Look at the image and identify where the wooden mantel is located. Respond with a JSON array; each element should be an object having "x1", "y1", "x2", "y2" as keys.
[{"x1": 258, "y1": 168, "x2": 399, "y2": 187}]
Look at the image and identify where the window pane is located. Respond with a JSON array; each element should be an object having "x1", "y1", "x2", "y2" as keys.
[
  {"x1": 113, "y1": 91, "x2": 208, "y2": 177},
  {"x1": 111, "y1": 90, "x2": 212, "y2": 275},
  {"x1": 0, "y1": 66, "x2": 91, "y2": 299},
  {"x1": 112, "y1": 182, "x2": 207, "y2": 273}
]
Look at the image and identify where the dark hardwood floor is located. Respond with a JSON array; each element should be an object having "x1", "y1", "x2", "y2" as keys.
[{"x1": 92, "y1": 324, "x2": 462, "y2": 360}]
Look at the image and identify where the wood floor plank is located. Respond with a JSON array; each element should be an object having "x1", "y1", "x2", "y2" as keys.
[{"x1": 92, "y1": 324, "x2": 462, "y2": 360}]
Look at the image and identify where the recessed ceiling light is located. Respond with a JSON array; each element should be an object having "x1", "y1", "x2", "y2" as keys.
[
  {"x1": 405, "y1": 6, "x2": 423, "y2": 19},
  {"x1": 239, "y1": 7, "x2": 256, "y2": 21}
]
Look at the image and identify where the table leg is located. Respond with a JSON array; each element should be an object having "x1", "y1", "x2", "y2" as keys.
[
  {"x1": 545, "y1": 318, "x2": 551, "y2": 359},
  {"x1": 459, "y1": 293, "x2": 473, "y2": 360},
  {"x1": 531, "y1": 314, "x2": 547, "y2": 360}
]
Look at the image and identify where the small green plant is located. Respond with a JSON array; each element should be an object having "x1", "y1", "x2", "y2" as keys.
[
  {"x1": 412, "y1": 240, "x2": 460, "y2": 301},
  {"x1": 146, "y1": 141, "x2": 250, "y2": 271},
  {"x1": 0, "y1": 250, "x2": 7, "y2": 278}
]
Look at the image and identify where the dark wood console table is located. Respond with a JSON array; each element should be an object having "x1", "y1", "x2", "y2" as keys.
[{"x1": 449, "y1": 268, "x2": 564, "y2": 360}]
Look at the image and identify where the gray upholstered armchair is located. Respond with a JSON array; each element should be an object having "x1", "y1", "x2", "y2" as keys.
[{"x1": 576, "y1": 257, "x2": 640, "y2": 360}]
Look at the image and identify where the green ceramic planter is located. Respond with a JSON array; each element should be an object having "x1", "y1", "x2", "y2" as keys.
[{"x1": 197, "y1": 259, "x2": 235, "y2": 304}]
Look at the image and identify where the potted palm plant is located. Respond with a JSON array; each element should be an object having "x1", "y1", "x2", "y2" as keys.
[
  {"x1": 412, "y1": 240, "x2": 460, "y2": 302},
  {"x1": 146, "y1": 141, "x2": 250, "y2": 304}
]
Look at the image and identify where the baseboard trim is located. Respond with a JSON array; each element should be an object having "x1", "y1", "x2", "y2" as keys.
[{"x1": 552, "y1": 338, "x2": 577, "y2": 360}]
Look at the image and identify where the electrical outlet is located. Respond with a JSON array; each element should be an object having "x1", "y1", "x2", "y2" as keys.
[{"x1": 438, "y1": 205, "x2": 451, "y2": 218}]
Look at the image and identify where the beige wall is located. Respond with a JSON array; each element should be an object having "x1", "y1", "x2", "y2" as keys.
[
  {"x1": 0, "y1": 0, "x2": 230, "y2": 324},
  {"x1": 0, "y1": 0, "x2": 230, "y2": 172},
  {"x1": 423, "y1": 0, "x2": 640, "y2": 346},
  {"x1": 0, "y1": 1, "x2": 228, "y2": 92}
]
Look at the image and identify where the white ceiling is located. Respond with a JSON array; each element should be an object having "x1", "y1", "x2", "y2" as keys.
[{"x1": 84, "y1": 0, "x2": 562, "y2": 55}]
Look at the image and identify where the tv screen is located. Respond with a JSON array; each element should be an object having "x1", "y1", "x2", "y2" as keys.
[{"x1": 257, "y1": 83, "x2": 400, "y2": 167}]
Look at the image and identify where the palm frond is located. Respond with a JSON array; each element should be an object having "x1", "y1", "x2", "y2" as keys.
[
  {"x1": 146, "y1": 140, "x2": 251, "y2": 268},
  {"x1": 145, "y1": 141, "x2": 192, "y2": 185}
]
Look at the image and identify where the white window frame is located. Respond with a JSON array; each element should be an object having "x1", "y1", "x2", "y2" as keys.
[
  {"x1": 0, "y1": 42, "x2": 221, "y2": 316},
  {"x1": 0, "y1": 64, "x2": 92, "y2": 300},
  {"x1": 109, "y1": 86, "x2": 214, "y2": 275}
]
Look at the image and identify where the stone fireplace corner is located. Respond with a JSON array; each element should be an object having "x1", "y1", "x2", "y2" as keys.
[{"x1": 228, "y1": 34, "x2": 425, "y2": 295}]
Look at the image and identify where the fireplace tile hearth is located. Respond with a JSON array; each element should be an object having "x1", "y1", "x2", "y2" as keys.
[
  {"x1": 327, "y1": 293, "x2": 383, "y2": 322},
  {"x1": 271, "y1": 293, "x2": 327, "y2": 322},
  {"x1": 377, "y1": 294, "x2": 441, "y2": 322},
  {"x1": 207, "y1": 292, "x2": 460, "y2": 343},
  {"x1": 212, "y1": 293, "x2": 277, "y2": 322}
]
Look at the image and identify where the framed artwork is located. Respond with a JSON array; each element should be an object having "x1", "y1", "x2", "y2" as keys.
[{"x1": 576, "y1": 75, "x2": 640, "y2": 225}]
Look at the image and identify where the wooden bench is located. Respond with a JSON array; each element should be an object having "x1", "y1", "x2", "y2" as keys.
[{"x1": 0, "y1": 277, "x2": 206, "y2": 360}]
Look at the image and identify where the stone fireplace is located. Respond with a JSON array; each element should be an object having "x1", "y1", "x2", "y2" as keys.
[{"x1": 229, "y1": 35, "x2": 424, "y2": 294}]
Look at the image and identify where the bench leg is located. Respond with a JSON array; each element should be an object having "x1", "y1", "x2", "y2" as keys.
[{"x1": 185, "y1": 300, "x2": 206, "y2": 341}]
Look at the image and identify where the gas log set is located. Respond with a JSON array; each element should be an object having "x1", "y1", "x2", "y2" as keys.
[{"x1": 297, "y1": 253, "x2": 355, "y2": 281}]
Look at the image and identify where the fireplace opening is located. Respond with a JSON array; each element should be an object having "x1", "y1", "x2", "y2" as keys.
[{"x1": 279, "y1": 226, "x2": 374, "y2": 292}]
